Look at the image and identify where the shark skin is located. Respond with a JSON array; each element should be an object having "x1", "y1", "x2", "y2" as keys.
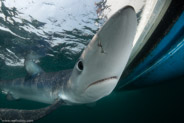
[
  {"x1": 0, "y1": 70, "x2": 72, "y2": 104},
  {"x1": 0, "y1": 6, "x2": 137, "y2": 121}
]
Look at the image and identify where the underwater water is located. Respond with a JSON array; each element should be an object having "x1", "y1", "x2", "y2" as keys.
[{"x1": 0, "y1": 0, "x2": 184, "y2": 122}]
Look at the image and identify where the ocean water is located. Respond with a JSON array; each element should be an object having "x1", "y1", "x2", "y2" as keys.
[{"x1": 0, "y1": 0, "x2": 184, "y2": 123}]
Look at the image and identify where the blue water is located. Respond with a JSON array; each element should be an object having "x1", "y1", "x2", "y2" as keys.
[{"x1": 0, "y1": 0, "x2": 184, "y2": 122}]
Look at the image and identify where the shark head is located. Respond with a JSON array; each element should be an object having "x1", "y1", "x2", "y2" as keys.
[{"x1": 62, "y1": 6, "x2": 137, "y2": 104}]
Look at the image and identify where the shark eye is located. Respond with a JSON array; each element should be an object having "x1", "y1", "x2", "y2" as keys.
[{"x1": 77, "y1": 60, "x2": 83, "y2": 71}]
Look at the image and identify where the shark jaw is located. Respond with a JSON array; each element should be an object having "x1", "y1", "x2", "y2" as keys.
[
  {"x1": 80, "y1": 76, "x2": 119, "y2": 103},
  {"x1": 86, "y1": 76, "x2": 118, "y2": 91}
]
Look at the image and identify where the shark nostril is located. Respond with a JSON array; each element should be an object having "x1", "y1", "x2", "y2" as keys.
[{"x1": 77, "y1": 60, "x2": 83, "y2": 71}]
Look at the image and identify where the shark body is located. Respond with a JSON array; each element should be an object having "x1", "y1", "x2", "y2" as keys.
[
  {"x1": 0, "y1": 6, "x2": 137, "y2": 121},
  {"x1": 0, "y1": 70, "x2": 72, "y2": 104}
]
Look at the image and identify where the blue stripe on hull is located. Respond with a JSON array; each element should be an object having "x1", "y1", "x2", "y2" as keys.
[{"x1": 119, "y1": 12, "x2": 184, "y2": 87}]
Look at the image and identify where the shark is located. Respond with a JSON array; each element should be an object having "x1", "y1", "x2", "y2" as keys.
[{"x1": 0, "y1": 6, "x2": 137, "y2": 121}]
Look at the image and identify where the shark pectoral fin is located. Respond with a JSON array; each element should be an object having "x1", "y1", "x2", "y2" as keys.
[
  {"x1": 0, "y1": 99, "x2": 64, "y2": 122},
  {"x1": 24, "y1": 52, "x2": 44, "y2": 77}
]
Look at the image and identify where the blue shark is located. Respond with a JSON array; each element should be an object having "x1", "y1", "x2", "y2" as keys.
[{"x1": 0, "y1": 6, "x2": 137, "y2": 121}]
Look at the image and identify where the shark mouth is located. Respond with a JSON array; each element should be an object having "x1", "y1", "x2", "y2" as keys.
[{"x1": 86, "y1": 76, "x2": 118, "y2": 90}]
